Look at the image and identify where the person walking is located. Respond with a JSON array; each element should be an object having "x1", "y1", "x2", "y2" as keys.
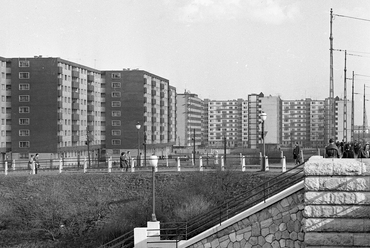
[
  {"x1": 325, "y1": 139, "x2": 340, "y2": 158},
  {"x1": 360, "y1": 143, "x2": 370, "y2": 158},
  {"x1": 293, "y1": 143, "x2": 301, "y2": 165},
  {"x1": 119, "y1": 152, "x2": 126, "y2": 172},
  {"x1": 28, "y1": 155, "x2": 34, "y2": 174},
  {"x1": 33, "y1": 153, "x2": 40, "y2": 174},
  {"x1": 126, "y1": 151, "x2": 131, "y2": 171}
]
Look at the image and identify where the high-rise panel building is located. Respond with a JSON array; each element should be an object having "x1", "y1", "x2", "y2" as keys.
[
  {"x1": 103, "y1": 69, "x2": 176, "y2": 157},
  {"x1": 176, "y1": 92, "x2": 202, "y2": 147},
  {"x1": 259, "y1": 95, "x2": 282, "y2": 145},
  {"x1": 0, "y1": 57, "x2": 10, "y2": 160},
  {"x1": 335, "y1": 98, "x2": 352, "y2": 142}
]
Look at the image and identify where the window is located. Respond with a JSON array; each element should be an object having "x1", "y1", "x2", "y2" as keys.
[
  {"x1": 19, "y1": 129, "x2": 30, "y2": 136},
  {"x1": 19, "y1": 118, "x2": 30, "y2": 125},
  {"x1": 112, "y1": 82, "x2": 121, "y2": 88},
  {"x1": 112, "y1": 130, "x2": 121, "y2": 136},
  {"x1": 111, "y1": 101, "x2": 121, "y2": 107},
  {"x1": 19, "y1": 106, "x2": 30, "y2": 113},
  {"x1": 112, "y1": 120, "x2": 121, "y2": 126},
  {"x1": 112, "y1": 111, "x2": 121, "y2": 117},
  {"x1": 19, "y1": 153, "x2": 29, "y2": 159},
  {"x1": 19, "y1": 141, "x2": 30, "y2": 148},
  {"x1": 19, "y1": 95, "x2": 30, "y2": 102},
  {"x1": 111, "y1": 91, "x2": 121, "y2": 97},
  {"x1": 111, "y1": 73, "x2": 121, "y2": 79},
  {"x1": 112, "y1": 139, "x2": 121, "y2": 145},
  {"x1": 19, "y1": 60, "x2": 30, "y2": 67},
  {"x1": 19, "y1": 72, "x2": 30, "y2": 79},
  {"x1": 19, "y1": 83, "x2": 30, "y2": 90}
]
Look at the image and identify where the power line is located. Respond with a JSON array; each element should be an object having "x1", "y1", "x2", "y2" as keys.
[{"x1": 334, "y1": 14, "x2": 370, "y2": 22}]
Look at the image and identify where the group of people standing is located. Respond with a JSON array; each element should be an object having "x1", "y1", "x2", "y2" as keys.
[
  {"x1": 325, "y1": 138, "x2": 370, "y2": 159},
  {"x1": 119, "y1": 151, "x2": 131, "y2": 172},
  {"x1": 28, "y1": 153, "x2": 40, "y2": 174}
]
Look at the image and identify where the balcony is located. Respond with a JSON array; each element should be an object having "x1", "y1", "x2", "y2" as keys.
[
  {"x1": 58, "y1": 66, "x2": 63, "y2": 74},
  {"x1": 87, "y1": 84, "x2": 94, "y2": 92},
  {"x1": 72, "y1": 135, "x2": 79, "y2": 142},
  {"x1": 72, "y1": 113, "x2": 80, "y2": 120},
  {"x1": 87, "y1": 95, "x2": 94, "y2": 102},
  {"x1": 58, "y1": 124, "x2": 63, "y2": 131},
  {"x1": 58, "y1": 90, "x2": 62, "y2": 97},
  {"x1": 87, "y1": 74, "x2": 94, "y2": 82},
  {"x1": 87, "y1": 125, "x2": 94, "y2": 131},
  {"x1": 58, "y1": 113, "x2": 63, "y2": 119},
  {"x1": 58, "y1": 78, "x2": 63, "y2": 85},
  {"x1": 72, "y1": 124, "x2": 79, "y2": 131},
  {"x1": 72, "y1": 92, "x2": 79, "y2": 99},
  {"x1": 87, "y1": 115, "x2": 94, "y2": 122},
  {"x1": 58, "y1": 136, "x2": 63, "y2": 142},
  {"x1": 72, "y1": 70, "x2": 80, "y2": 78},
  {"x1": 72, "y1": 103, "x2": 80, "y2": 110},
  {"x1": 87, "y1": 105, "x2": 95, "y2": 112},
  {"x1": 72, "y1": 80, "x2": 79, "y2": 88}
]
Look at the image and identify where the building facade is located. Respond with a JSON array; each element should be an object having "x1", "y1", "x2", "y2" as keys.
[{"x1": 0, "y1": 57, "x2": 10, "y2": 162}]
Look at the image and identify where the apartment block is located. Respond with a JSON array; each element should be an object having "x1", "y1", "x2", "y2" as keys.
[
  {"x1": 260, "y1": 95, "x2": 282, "y2": 145},
  {"x1": 176, "y1": 92, "x2": 202, "y2": 147},
  {"x1": 103, "y1": 70, "x2": 176, "y2": 157},
  {"x1": 207, "y1": 99, "x2": 247, "y2": 148},
  {"x1": 6, "y1": 56, "x2": 104, "y2": 160},
  {"x1": 335, "y1": 98, "x2": 352, "y2": 142},
  {"x1": 0, "y1": 57, "x2": 10, "y2": 161}
]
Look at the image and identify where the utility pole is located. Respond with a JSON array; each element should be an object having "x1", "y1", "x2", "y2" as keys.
[
  {"x1": 86, "y1": 126, "x2": 91, "y2": 168},
  {"x1": 329, "y1": 8, "x2": 335, "y2": 142},
  {"x1": 351, "y1": 71, "x2": 355, "y2": 141},
  {"x1": 364, "y1": 84, "x2": 366, "y2": 141},
  {"x1": 223, "y1": 134, "x2": 226, "y2": 165},
  {"x1": 343, "y1": 50, "x2": 347, "y2": 141},
  {"x1": 193, "y1": 128, "x2": 196, "y2": 165}
]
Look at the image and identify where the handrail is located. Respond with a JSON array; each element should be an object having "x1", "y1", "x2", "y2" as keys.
[{"x1": 159, "y1": 162, "x2": 305, "y2": 241}]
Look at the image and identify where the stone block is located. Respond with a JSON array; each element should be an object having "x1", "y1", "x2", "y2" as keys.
[
  {"x1": 354, "y1": 233, "x2": 370, "y2": 246},
  {"x1": 305, "y1": 205, "x2": 370, "y2": 218},
  {"x1": 320, "y1": 177, "x2": 347, "y2": 190},
  {"x1": 305, "y1": 232, "x2": 353, "y2": 246},
  {"x1": 260, "y1": 218, "x2": 273, "y2": 229},
  {"x1": 305, "y1": 218, "x2": 366, "y2": 232},
  {"x1": 346, "y1": 177, "x2": 370, "y2": 191},
  {"x1": 305, "y1": 191, "x2": 370, "y2": 205},
  {"x1": 305, "y1": 158, "x2": 366, "y2": 176}
]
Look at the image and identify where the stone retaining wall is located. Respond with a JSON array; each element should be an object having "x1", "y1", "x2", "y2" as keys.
[
  {"x1": 188, "y1": 189, "x2": 305, "y2": 248},
  {"x1": 304, "y1": 157, "x2": 370, "y2": 247}
]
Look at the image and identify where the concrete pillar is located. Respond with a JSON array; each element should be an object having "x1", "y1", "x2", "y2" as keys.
[
  {"x1": 259, "y1": 152, "x2": 263, "y2": 168},
  {"x1": 300, "y1": 149, "x2": 304, "y2": 163},
  {"x1": 83, "y1": 157, "x2": 87, "y2": 173},
  {"x1": 191, "y1": 153, "x2": 194, "y2": 166},
  {"x1": 108, "y1": 157, "x2": 112, "y2": 173},
  {"x1": 131, "y1": 158, "x2": 135, "y2": 173},
  {"x1": 177, "y1": 158, "x2": 181, "y2": 172},
  {"x1": 242, "y1": 156, "x2": 246, "y2": 172},
  {"x1": 264, "y1": 156, "x2": 269, "y2": 171},
  {"x1": 281, "y1": 156, "x2": 286, "y2": 172},
  {"x1": 4, "y1": 161, "x2": 8, "y2": 175},
  {"x1": 12, "y1": 159, "x2": 15, "y2": 171},
  {"x1": 166, "y1": 155, "x2": 168, "y2": 167},
  {"x1": 59, "y1": 158, "x2": 63, "y2": 173},
  {"x1": 221, "y1": 156, "x2": 225, "y2": 171},
  {"x1": 199, "y1": 156, "x2": 203, "y2": 171},
  {"x1": 317, "y1": 148, "x2": 320, "y2": 156}
]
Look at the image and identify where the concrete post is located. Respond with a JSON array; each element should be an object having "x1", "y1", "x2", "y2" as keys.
[
  {"x1": 32, "y1": 161, "x2": 36, "y2": 175},
  {"x1": 177, "y1": 157, "x2": 181, "y2": 172},
  {"x1": 242, "y1": 156, "x2": 246, "y2": 172},
  {"x1": 214, "y1": 153, "x2": 218, "y2": 166},
  {"x1": 12, "y1": 159, "x2": 15, "y2": 171},
  {"x1": 59, "y1": 158, "x2": 63, "y2": 173},
  {"x1": 83, "y1": 157, "x2": 87, "y2": 173},
  {"x1": 281, "y1": 156, "x2": 286, "y2": 172},
  {"x1": 131, "y1": 158, "x2": 135, "y2": 173},
  {"x1": 264, "y1": 156, "x2": 269, "y2": 171},
  {"x1": 300, "y1": 149, "x2": 304, "y2": 163},
  {"x1": 166, "y1": 155, "x2": 168, "y2": 167},
  {"x1": 4, "y1": 161, "x2": 8, "y2": 175},
  {"x1": 221, "y1": 156, "x2": 225, "y2": 171},
  {"x1": 317, "y1": 148, "x2": 320, "y2": 156},
  {"x1": 259, "y1": 152, "x2": 263, "y2": 168},
  {"x1": 108, "y1": 157, "x2": 112, "y2": 173},
  {"x1": 199, "y1": 156, "x2": 203, "y2": 171},
  {"x1": 280, "y1": 150, "x2": 284, "y2": 159},
  {"x1": 191, "y1": 153, "x2": 194, "y2": 166}
]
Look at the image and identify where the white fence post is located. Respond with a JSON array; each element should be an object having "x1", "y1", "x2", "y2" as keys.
[
  {"x1": 131, "y1": 158, "x2": 135, "y2": 173},
  {"x1": 242, "y1": 156, "x2": 246, "y2": 172},
  {"x1": 177, "y1": 158, "x2": 181, "y2": 172},
  {"x1": 166, "y1": 155, "x2": 169, "y2": 167},
  {"x1": 199, "y1": 156, "x2": 203, "y2": 171},
  {"x1": 32, "y1": 161, "x2": 36, "y2": 175},
  {"x1": 12, "y1": 160, "x2": 15, "y2": 171},
  {"x1": 59, "y1": 158, "x2": 63, "y2": 173},
  {"x1": 259, "y1": 152, "x2": 263, "y2": 169},
  {"x1": 221, "y1": 156, "x2": 224, "y2": 171},
  {"x1": 4, "y1": 161, "x2": 8, "y2": 175},
  {"x1": 265, "y1": 156, "x2": 269, "y2": 171},
  {"x1": 300, "y1": 149, "x2": 304, "y2": 163},
  {"x1": 282, "y1": 156, "x2": 286, "y2": 172},
  {"x1": 83, "y1": 157, "x2": 87, "y2": 173},
  {"x1": 108, "y1": 157, "x2": 112, "y2": 173}
]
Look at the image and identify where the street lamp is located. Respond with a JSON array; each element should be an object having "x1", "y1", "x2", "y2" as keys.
[
  {"x1": 260, "y1": 112, "x2": 267, "y2": 171},
  {"x1": 149, "y1": 154, "x2": 158, "y2": 221},
  {"x1": 135, "y1": 122, "x2": 141, "y2": 166}
]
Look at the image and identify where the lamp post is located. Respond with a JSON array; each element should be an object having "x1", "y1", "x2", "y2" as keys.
[
  {"x1": 260, "y1": 112, "x2": 267, "y2": 171},
  {"x1": 149, "y1": 154, "x2": 158, "y2": 221},
  {"x1": 135, "y1": 122, "x2": 141, "y2": 166}
]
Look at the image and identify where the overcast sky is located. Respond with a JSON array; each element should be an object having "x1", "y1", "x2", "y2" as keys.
[{"x1": 1, "y1": 0, "x2": 370, "y2": 104}]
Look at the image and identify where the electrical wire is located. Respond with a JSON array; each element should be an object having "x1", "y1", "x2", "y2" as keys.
[{"x1": 334, "y1": 14, "x2": 370, "y2": 22}]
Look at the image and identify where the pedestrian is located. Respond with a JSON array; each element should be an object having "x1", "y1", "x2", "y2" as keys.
[
  {"x1": 293, "y1": 143, "x2": 301, "y2": 165},
  {"x1": 28, "y1": 155, "x2": 34, "y2": 174},
  {"x1": 33, "y1": 153, "x2": 40, "y2": 174},
  {"x1": 120, "y1": 152, "x2": 125, "y2": 172},
  {"x1": 325, "y1": 138, "x2": 340, "y2": 158},
  {"x1": 126, "y1": 151, "x2": 131, "y2": 171},
  {"x1": 360, "y1": 143, "x2": 370, "y2": 158},
  {"x1": 342, "y1": 143, "x2": 354, "y2": 158}
]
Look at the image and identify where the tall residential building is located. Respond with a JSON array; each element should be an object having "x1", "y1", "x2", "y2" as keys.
[
  {"x1": 7, "y1": 56, "x2": 104, "y2": 160},
  {"x1": 103, "y1": 69, "x2": 176, "y2": 157},
  {"x1": 201, "y1": 99, "x2": 210, "y2": 147},
  {"x1": 259, "y1": 95, "x2": 282, "y2": 145},
  {"x1": 247, "y1": 93, "x2": 261, "y2": 149},
  {"x1": 176, "y1": 92, "x2": 202, "y2": 147},
  {"x1": 335, "y1": 98, "x2": 352, "y2": 142},
  {"x1": 0, "y1": 57, "x2": 10, "y2": 162},
  {"x1": 207, "y1": 99, "x2": 247, "y2": 148},
  {"x1": 309, "y1": 99, "x2": 325, "y2": 148}
]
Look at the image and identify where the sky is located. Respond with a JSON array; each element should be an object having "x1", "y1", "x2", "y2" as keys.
[{"x1": 1, "y1": 0, "x2": 370, "y2": 104}]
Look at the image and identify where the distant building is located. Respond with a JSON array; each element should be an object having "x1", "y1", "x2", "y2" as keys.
[
  {"x1": 259, "y1": 95, "x2": 282, "y2": 146},
  {"x1": 176, "y1": 92, "x2": 203, "y2": 147},
  {"x1": 0, "y1": 57, "x2": 9, "y2": 161}
]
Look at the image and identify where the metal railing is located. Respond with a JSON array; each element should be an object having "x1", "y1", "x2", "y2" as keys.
[
  {"x1": 98, "y1": 230, "x2": 134, "y2": 248},
  {"x1": 158, "y1": 162, "x2": 305, "y2": 242}
]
